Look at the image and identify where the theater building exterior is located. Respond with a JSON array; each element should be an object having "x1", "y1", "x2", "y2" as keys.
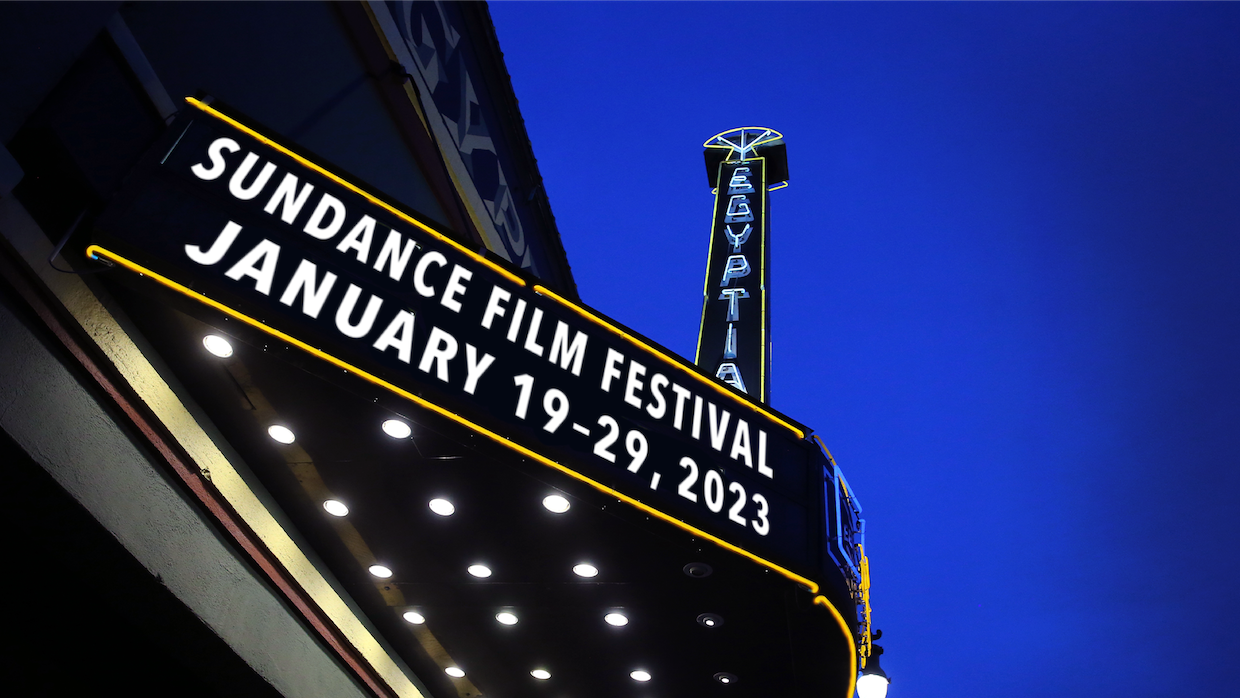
[{"x1": 0, "y1": 3, "x2": 872, "y2": 696}]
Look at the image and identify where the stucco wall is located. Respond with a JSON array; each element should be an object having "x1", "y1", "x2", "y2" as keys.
[{"x1": 0, "y1": 296, "x2": 370, "y2": 698}]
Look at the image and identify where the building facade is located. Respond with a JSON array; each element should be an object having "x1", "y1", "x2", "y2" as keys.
[{"x1": 0, "y1": 3, "x2": 866, "y2": 696}]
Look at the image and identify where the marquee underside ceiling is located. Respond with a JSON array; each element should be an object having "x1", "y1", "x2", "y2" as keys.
[{"x1": 106, "y1": 279, "x2": 853, "y2": 698}]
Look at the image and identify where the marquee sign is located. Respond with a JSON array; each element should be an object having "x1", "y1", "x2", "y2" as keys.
[{"x1": 89, "y1": 99, "x2": 826, "y2": 584}]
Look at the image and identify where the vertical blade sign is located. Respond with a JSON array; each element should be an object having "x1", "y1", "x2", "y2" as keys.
[{"x1": 696, "y1": 157, "x2": 769, "y2": 403}]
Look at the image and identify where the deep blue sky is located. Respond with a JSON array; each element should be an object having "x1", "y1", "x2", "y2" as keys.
[{"x1": 489, "y1": 3, "x2": 1240, "y2": 697}]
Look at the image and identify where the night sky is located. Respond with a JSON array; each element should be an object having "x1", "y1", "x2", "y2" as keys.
[{"x1": 489, "y1": 3, "x2": 1240, "y2": 696}]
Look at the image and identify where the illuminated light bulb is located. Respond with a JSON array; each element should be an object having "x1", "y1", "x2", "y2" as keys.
[
  {"x1": 573, "y1": 563, "x2": 599, "y2": 578},
  {"x1": 202, "y1": 334, "x2": 233, "y2": 358},
  {"x1": 445, "y1": 667, "x2": 465, "y2": 678},
  {"x1": 429, "y1": 498, "x2": 455, "y2": 516},
  {"x1": 856, "y1": 673, "x2": 889, "y2": 698},
  {"x1": 467, "y1": 564, "x2": 492, "y2": 578},
  {"x1": 323, "y1": 500, "x2": 349, "y2": 517},
  {"x1": 542, "y1": 495, "x2": 570, "y2": 513},
  {"x1": 267, "y1": 425, "x2": 295, "y2": 444},
  {"x1": 604, "y1": 613, "x2": 628, "y2": 627},
  {"x1": 402, "y1": 611, "x2": 425, "y2": 624},
  {"x1": 531, "y1": 669, "x2": 551, "y2": 680},
  {"x1": 495, "y1": 612, "x2": 518, "y2": 625},
  {"x1": 368, "y1": 565, "x2": 393, "y2": 579},
  {"x1": 630, "y1": 670, "x2": 651, "y2": 682},
  {"x1": 857, "y1": 642, "x2": 891, "y2": 698},
  {"x1": 382, "y1": 419, "x2": 412, "y2": 439}
]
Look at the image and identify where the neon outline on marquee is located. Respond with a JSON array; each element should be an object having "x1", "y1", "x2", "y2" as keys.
[{"x1": 89, "y1": 98, "x2": 852, "y2": 607}]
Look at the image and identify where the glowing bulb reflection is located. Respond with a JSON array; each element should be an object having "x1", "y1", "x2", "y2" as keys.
[
  {"x1": 202, "y1": 335, "x2": 233, "y2": 358},
  {"x1": 382, "y1": 419, "x2": 412, "y2": 439},
  {"x1": 267, "y1": 425, "x2": 295, "y2": 444},
  {"x1": 542, "y1": 495, "x2": 570, "y2": 513}
]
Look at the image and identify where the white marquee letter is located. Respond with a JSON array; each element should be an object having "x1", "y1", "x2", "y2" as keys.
[
  {"x1": 548, "y1": 322, "x2": 587, "y2": 376},
  {"x1": 373, "y1": 230, "x2": 417, "y2": 282},
  {"x1": 730, "y1": 420, "x2": 753, "y2": 467},
  {"x1": 481, "y1": 286, "x2": 511, "y2": 329},
  {"x1": 185, "y1": 221, "x2": 241, "y2": 266},
  {"x1": 304, "y1": 194, "x2": 346, "y2": 240},
  {"x1": 279, "y1": 260, "x2": 337, "y2": 318},
  {"x1": 229, "y1": 153, "x2": 277, "y2": 200},
  {"x1": 263, "y1": 174, "x2": 315, "y2": 224},
  {"x1": 418, "y1": 327, "x2": 458, "y2": 382},
  {"x1": 413, "y1": 251, "x2": 447, "y2": 297},
  {"x1": 463, "y1": 344, "x2": 495, "y2": 395},
  {"x1": 373, "y1": 310, "x2": 416, "y2": 363},
  {"x1": 624, "y1": 360, "x2": 646, "y2": 410},
  {"x1": 190, "y1": 138, "x2": 239, "y2": 180},
  {"x1": 441, "y1": 265, "x2": 472, "y2": 313},
  {"x1": 601, "y1": 348, "x2": 625, "y2": 392},
  {"x1": 335, "y1": 285, "x2": 383, "y2": 338},
  {"x1": 336, "y1": 216, "x2": 376, "y2": 263},
  {"x1": 224, "y1": 239, "x2": 281, "y2": 295}
]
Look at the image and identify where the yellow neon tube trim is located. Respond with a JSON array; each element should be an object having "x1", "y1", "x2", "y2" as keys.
[
  {"x1": 87, "y1": 244, "x2": 816, "y2": 593},
  {"x1": 757, "y1": 157, "x2": 768, "y2": 399},
  {"x1": 857, "y1": 543, "x2": 873, "y2": 668},
  {"x1": 813, "y1": 595, "x2": 859, "y2": 698},
  {"x1": 696, "y1": 165, "x2": 727, "y2": 364},
  {"x1": 182, "y1": 97, "x2": 526, "y2": 289},
  {"x1": 534, "y1": 283, "x2": 804, "y2": 439},
  {"x1": 813, "y1": 435, "x2": 838, "y2": 468}
]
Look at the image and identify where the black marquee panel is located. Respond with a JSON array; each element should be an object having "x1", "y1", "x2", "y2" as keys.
[{"x1": 91, "y1": 98, "x2": 827, "y2": 583}]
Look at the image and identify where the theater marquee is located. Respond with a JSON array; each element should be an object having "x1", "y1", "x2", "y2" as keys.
[{"x1": 89, "y1": 98, "x2": 826, "y2": 586}]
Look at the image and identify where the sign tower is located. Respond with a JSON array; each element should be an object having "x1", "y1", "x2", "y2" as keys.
[{"x1": 696, "y1": 128, "x2": 789, "y2": 403}]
